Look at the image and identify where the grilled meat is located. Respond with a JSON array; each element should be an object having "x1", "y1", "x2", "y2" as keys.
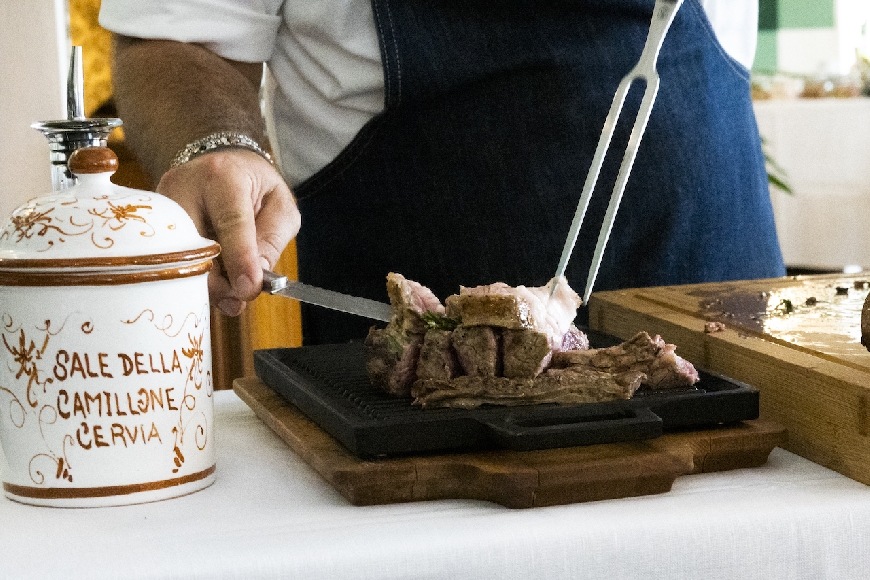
[{"x1": 364, "y1": 274, "x2": 699, "y2": 408}]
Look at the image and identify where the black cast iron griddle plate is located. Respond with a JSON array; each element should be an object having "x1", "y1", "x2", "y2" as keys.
[{"x1": 253, "y1": 330, "x2": 759, "y2": 459}]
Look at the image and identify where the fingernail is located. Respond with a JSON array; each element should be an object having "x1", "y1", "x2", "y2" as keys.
[
  {"x1": 219, "y1": 298, "x2": 243, "y2": 316},
  {"x1": 236, "y1": 274, "x2": 256, "y2": 297}
]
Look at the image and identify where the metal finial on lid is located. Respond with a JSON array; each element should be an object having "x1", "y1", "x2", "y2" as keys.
[
  {"x1": 67, "y1": 46, "x2": 85, "y2": 120},
  {"x1": 32, "y1": 46, "x2": 122, "y2": 191}
]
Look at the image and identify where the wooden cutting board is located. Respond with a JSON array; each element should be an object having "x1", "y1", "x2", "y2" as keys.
[
  {"x1": 588, "y1": 273, "x2": 870, "y2": 486},
  {"x1": 234, "y1": 376, "x2": 785, "y2": 508}
]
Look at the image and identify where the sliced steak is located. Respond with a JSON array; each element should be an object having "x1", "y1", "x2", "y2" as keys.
[
  {"x1": 559, "y1": 324, "x2": 590, "y2": 352},
  {"x1": 366, "y1": 273, "x2": 693, "y2": 406},
  {"x1": 644, "y1": 341, "x2": 700, "y2": 388},
  {"x1": 386, "y1": 272, "x2": 445, "y2": 334},
  {"x1": 445, "y1": 276, "x2": 581, "y2": 349},
  {"x1": 550, "y1": 331, "x2": 699, "y2": 389},
  {"x1": 417, "y1": 329, "x2": 461, "y2": 381},
  {"x1": 364, "y1": 327, "x2": 424, "y2": 396},
  {"x1": 500, "y1": 324, "x2": 589, "y2": 380},
  {"x1": 862, "y1": 291, "x2": 870, "y2": 351},
  {"x1": 452, "y1": 325, "x2": 501, "y2": 377},
  {"x1": 365, "y1": 273, "x2": 445, "y2": 396},
  {"x1": 412, "y1": 366, "x2": 644, "y2": 409},
  {"x1": 502, "y1": 328, "x2": 551, "y2": 379}
]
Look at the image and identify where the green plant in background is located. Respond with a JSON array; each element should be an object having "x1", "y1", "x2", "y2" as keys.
[{"x1": 761, "y1": 136, "x2": 793, "y2": 194}]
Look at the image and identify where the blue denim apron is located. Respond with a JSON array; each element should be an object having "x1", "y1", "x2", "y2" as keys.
[{"x1": 293, "y1": 0, "x2": 785, "y2": 345}]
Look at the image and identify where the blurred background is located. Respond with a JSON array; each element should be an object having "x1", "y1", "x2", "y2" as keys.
[{"x1": 752, "y1": 0, "x2": 870, "y2": 274}]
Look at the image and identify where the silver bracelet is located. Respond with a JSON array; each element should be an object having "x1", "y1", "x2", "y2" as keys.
[{"x1": 170, "y1": 132, "x2": 274, "y2": 168}]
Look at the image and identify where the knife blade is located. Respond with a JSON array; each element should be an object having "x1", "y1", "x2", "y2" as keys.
[{"x1": 261, "y1": 270, "x2": 393, "y2": 322}]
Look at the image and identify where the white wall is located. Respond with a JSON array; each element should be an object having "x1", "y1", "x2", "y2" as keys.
[
  {"x1": 755, "y1": 98, "x2": 870, "y2": 270},
  {"x1": 0, "y1": 1, "x2": 68, "y2": 219},
  {"x1": 776, "y1": 28, "x2": 841, "y2": 77}
]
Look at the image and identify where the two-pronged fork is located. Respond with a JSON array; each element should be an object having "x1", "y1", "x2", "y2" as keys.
[{"x1": 552, "y1": 0, "x2": 684, "y2": 304}]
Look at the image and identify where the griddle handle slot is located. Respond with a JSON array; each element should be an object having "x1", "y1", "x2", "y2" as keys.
[{"x1": 481, "y1": 406, "x2": 663, "y2": 451}]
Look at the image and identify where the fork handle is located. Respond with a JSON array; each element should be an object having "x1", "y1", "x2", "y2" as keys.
[{"x1": 633, "y1": 0, "x2": 684, "y2": 77}]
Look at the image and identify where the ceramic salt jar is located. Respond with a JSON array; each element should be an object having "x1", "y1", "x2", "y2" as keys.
[{"x1": 0, "y1": 146, "x2": 220, "y2": 507}]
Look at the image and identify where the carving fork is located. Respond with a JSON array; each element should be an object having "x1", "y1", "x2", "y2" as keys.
[{"x1": 551, "y1": 0, "x2": 684, "y2": 304}]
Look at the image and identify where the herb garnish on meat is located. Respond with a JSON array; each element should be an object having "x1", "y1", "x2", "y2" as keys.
[{"x1": 422, "y1": 311, "x2": 460, "y2": 331}]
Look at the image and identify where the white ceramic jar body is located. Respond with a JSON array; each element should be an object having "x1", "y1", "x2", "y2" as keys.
[
  {"x1": 0, "y1": 147, "x2": 220, "y2": 506},
  {"x1": 0, "y1": 276, "x2": 215, "y2": 506}
]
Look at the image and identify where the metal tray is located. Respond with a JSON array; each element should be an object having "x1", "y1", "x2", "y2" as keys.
[{"x1": 253, "y1": 330, "x2": 759, "y2": 458}]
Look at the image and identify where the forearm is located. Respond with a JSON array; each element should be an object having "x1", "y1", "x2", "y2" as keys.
[
  {"x1": 110, "y1": 35, "x2": 299, "y2": 315},
  {"x1": 111, "y1": 35, "x2": 267, "y2": 185}
]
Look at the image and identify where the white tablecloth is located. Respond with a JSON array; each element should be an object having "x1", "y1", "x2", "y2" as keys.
[{"x1": 2, "y1": 390, "x2": 870, "y2": 580}]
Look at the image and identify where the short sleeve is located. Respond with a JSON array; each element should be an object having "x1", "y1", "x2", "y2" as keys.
[
  {"x1": 99, "y1": 0, "x2": 284, "y2": 62},
  {"x1": 696, "y1": 0, "x2": 758, "y2": 70}
]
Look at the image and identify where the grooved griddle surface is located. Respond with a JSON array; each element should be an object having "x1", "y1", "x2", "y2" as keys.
[{"x1": 254, "y1": 330, "x2": 758, "y2": 458}]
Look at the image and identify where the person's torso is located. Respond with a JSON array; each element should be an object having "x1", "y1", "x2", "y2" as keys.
[
  {"x1": 288, "y1": 0, "x2": 783, "y2": 344},
  {"x1": 267, "y1": 0, "x2": 758, "y2": 186}
]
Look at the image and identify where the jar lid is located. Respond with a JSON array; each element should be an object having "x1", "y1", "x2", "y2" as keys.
[{"x1": 0, "y1": 147, "x2": 219, "y2": 278}]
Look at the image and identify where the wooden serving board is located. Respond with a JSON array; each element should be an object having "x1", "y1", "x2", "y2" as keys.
[
  {"x1": 588, "y1": 273, "x2": 870, "y2": 486},
  {"x1": 234, "y1": 377, "x2": 785, "y2": 508}
]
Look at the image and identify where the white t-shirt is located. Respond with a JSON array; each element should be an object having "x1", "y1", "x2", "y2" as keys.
[{"x1": 100, "y1": 0, "x2": 758, "y2": 186}]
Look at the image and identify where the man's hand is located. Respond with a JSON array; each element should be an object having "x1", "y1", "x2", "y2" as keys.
[
  {"x1": 110, "y1": 35, "x2": 296, "y2": 315},
  {"x1": 157, "y1": 149, "x2": 301, "y2": 316}
]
